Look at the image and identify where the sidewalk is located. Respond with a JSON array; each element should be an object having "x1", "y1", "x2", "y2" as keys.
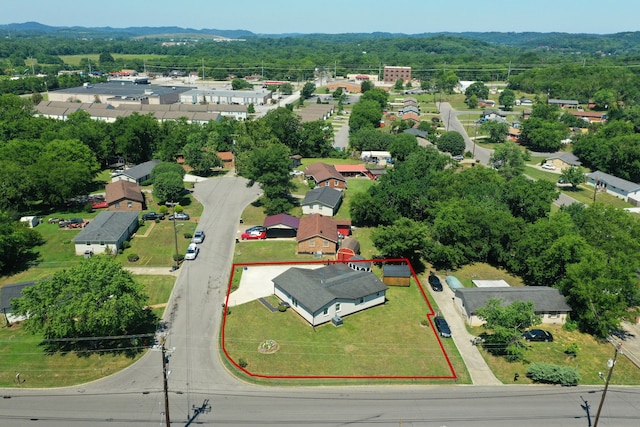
[
  {"x1": 125, "y1": 266, "x2": 181, "y2": 277},
  {"x1": 427, "y1": 275, "x2": 502, "y2": 385}
]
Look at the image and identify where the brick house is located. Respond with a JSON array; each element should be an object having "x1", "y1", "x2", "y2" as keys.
[
  {"x1": 296, "y1": 214, "x2": 339, "y2": 255},
  {"x1": 304, "y1": 162, "x2": 347, "y2": 190},
  {"x1": 105, "y1": 180, "x2": 145, "y2": 211}
]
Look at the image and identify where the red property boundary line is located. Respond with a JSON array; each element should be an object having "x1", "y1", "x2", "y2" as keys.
[{"x1": 221, "y1": 258, "x2": 457, "y2": 380}]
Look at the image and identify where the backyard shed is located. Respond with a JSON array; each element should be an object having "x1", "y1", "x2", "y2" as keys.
[
  {"x1": 382, "y1": 264, "x2": 412, "y2": 287},
  {"x1": 336, "y1": 237, "x2": 360, "y2": 261}
]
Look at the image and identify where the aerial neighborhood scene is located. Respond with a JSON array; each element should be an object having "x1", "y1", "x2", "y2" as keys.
[{"x1": 1, "y1": 1, "x2": 640, "y2": 425}]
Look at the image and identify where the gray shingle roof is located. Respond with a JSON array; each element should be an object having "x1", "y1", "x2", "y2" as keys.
[
  {"x1": 123, "y1": 160, "x2": 161, "y2": 181},
  {"x1": 587, "y1": 171, "x2": 640, "y2": 193},
  {"x1": 73, "y1": 211, "x2": 139, "y2": 244},
  {"x1": 0, "y1": 281, "x2": 37, "y2": 310},
  {"x1": 302, "y1": 186, "x2": 342, "y2": 208},
  {"x1": 546, "y1": 152, "x2": 581, "y2": 166},
  {"x1": 454, "y1": 287, "x2": 572, "y2": 315},
  {"x1": 383, "y1": 264, "x2": 412, "y2": 278},
  {"x1": 273, "y1": 264, "x2": 387, "y2": 313}
]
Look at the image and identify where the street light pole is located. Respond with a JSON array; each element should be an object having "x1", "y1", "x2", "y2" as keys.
[
  {"x1": 593, "y1": 344, "x2": 621, "y2": 427},
  {"x1": 161, "y1": 339, "x2": 171, "y2": 427}
]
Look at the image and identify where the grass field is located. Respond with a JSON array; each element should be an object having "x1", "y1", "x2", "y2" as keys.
[
  {"x1": 0, "y1": 274, "x2": 174, "y2": 388},
  {"x1": 472, "y1": 324, "x2": 640, "y2": 385},
  {"x1": 223, "y1": 279, "x2": 469, "y2": 382},
  {"x1": 59, "y1": 54, "x2": 167, "y2": 67}
]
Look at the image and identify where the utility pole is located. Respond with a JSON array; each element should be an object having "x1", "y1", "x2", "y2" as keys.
[
  {"x1": 594, "y1": 344, "x2": 621, "y2": 427},
  {"x1": 161, "y1": 339, "x2": 171, "y2": 427}
]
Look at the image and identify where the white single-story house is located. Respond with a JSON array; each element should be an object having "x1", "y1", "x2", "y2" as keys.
[
  {"x1": 272, "y1": 263, "x2": 388, "y2": 326},
  {"x1": 586, "y1": 171, "x2": 640, "y2": 203},
  {"x1": 73, "y1": 211, "x2": 139, "y2": 255},
  {"x1": 454, "y1": 287, "x2": 572, "y2": 326},
  {"x1": 112, "y1": 159, "x2": 160, "y2": 185}
]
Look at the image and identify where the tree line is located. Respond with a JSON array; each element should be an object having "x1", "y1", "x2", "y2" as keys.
[{"x1": 352, "y1": 145, "x2": 640, "y2": 338}]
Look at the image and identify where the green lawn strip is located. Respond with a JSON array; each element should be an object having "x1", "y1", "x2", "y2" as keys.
[
  {"x1": 471, "y1": 324, "x2": 640, "y2": 385},
  {"x1": 0, "y1": 323, "x2": 145, "y2": 388},
  {"x1": 233, "y1": 241, "x2": 313, "y2": 264},
  {"x1": 123, "y1": 219, "x2": 197, "y2": 266},
  {"x1": 0, "y1": 274, "x2": 173, "y2": 388},
  {"x1": 223, "y1": 285, "x2": 459, "y2": 379}
]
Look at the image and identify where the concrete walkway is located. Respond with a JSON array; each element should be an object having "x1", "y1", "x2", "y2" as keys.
[
  {"x1": 427, "y1": 274, "x2": 502, "y2": 385},
  {"x1": 125, "y1": 266, "x2": 180, "y2": 277}
]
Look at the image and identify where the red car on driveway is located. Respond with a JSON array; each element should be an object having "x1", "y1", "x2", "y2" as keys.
[{"x1": 241, "y1": 229, "x2": 267, "y2": 240}]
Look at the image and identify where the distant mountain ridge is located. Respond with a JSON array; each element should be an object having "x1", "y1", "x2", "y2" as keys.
[{"x1": 1, "y1": 22, "x2": 639, "y2": 50}]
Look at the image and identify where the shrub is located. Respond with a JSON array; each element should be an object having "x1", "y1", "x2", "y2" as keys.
[
  {"x1": 278, "y1": 304, "x2": 287, "y2": 312},
  {"x1": 564, "y1": 343, "x2": 579, "y2": 357},
  {"x1": 420, "y1": 318, "x2": 430, "y2": 326},
  {"x1": 183, "y1": 232, "x2": 193, "y2": 239},
  {"x1": 122, "y1": 240, "x2": 131, "y2": 249},
  {"x1": 526, "y1": 363, "x2": 581, "y2": 386},
  {"x1": 172, "y1": 254, "x2": 185, "y2": 262},
  {"x1": 238, "y1": 358, "x2": 248, "y2": 368},
  {"x1": 127, "y1": 254, "x2": 140, "y2": 262},
  {"x1": 563, "y1": 315, "x2": 579, "y2": 332},
  {"x1": 83, "y1": 203, "x2": 94, "y2": 213}
]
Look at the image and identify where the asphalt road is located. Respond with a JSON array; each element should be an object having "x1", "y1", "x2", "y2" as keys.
[{"x1": 1, "y1": 166, "x2": 637, "y2": 426}]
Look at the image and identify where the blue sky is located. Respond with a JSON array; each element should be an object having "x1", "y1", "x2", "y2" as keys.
[{"x1": 3, "y1": 0, "x2": 637, "y2": 35}]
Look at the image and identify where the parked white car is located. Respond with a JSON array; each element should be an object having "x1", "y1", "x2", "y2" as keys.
[
  {"x1": 185, "y1": 243, "x2": 199, "y2": 260},
  {"x1": 542, "y1": 164, "x2": 556, "y2": 170},
  {"x1": 192, "y1": 230, "x2": 205, "y2": 244}
]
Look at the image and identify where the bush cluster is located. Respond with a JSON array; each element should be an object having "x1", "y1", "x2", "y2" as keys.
[{"x1": 526, "y1": 363, "x2": 580, "y2": 386}]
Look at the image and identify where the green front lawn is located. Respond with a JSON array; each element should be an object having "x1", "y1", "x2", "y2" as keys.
[
  {"x1": 0, "y1": 274, "x2": 174, "y2": 388},
  {"x1": 473, "y1": 325, "x2": 640, "y2": 385},
  {"x1": 223, "y1": 282, "x2": 469, "y2": 382}
]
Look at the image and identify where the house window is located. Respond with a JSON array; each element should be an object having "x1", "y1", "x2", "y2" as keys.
[
  {"x1": 115, "y1": 202, "x2": 120, "y2": 208},
  {"x1": 334, "y1": 180, "x2": 339, "y2": 186},
  {"x1": 548, "y1": 311, "x2": 559, "y2": 318},
  {"x1": 292, "y1": 298, "x2": 298, "y2": 307},
  {"x1": 359, "y1": 298, "x2": 364, "y2": 304},
  {"x1": 323, "y1": 240, "x2": 329, "y2": 247},
  {"x1": 127, "y1": 201, "x2": 133, "y2": 208},
  {"x1": 323, "y1": 308, "x2": 328, "y2": 315},
  {"x1": 100, "y1": 241, "x2": 105, "y2": 246},
  {"x1": 309, "y1": 241, "x2": 316, "y2": 247},
  {"x1": 325, "y1": 181, "x2": 329, "y2": 186},
  {"x1": 336, "y1": 303, "x2": 341, "y2": 312}
]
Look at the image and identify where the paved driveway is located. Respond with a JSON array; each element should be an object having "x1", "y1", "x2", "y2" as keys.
[
  {"x1": 426, "y1": 274, "x2": 502, "y2": 385},
  {"x1": 227, "y1": 264, "x2": 321, "y2": 306}
]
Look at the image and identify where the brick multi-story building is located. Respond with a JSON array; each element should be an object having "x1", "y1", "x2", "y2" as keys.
[{"x1": 383, "y1": 66, "x2": 412, "y2": 83}]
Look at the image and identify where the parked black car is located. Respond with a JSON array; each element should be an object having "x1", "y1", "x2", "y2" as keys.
[
  {"x1": 142, "y1": 212, "x2": 165, "y2": 221},
  {"x1": 522, "y1": 329, "x2": 553, "y2": 342},
  {"x1": 428, "y1": 272, "x2": 443, "y2": 292},
  {"x1": 434, "y1": 317, "x2": 451, "y2": 338}
]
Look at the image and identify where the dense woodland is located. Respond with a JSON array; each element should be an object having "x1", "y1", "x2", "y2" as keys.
[{"x1": 2, "y1": 29, "x2": 640, "y2": 339}]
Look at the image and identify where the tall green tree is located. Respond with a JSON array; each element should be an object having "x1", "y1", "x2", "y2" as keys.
[
  {"x1": 0, "y1": 211, "x2": 44, "y2": 274},
  {"x1": 371, "y1": 217, "x2": 429, "y2": 268},
  {"x1": 12, "y1": 257, "x2": 156, "y2": 352},
  {"x1": 301, "y1": 82, "x2": 316, "y2": 99},
  {"x1": 489, "y1": 141, "x2": 526, "y2": 180},
  {"x1": 231, "y1": 78, "x2": 253, "y2": 90},
  {"x1": 559, "y1": 166, "x2": 586, "y2": 189},
  {"x1": 465, "y1": 81, "x2": 489, "y2": 101},
  {"x1": 152, "y1": 172, "x2": 184, "y2": 204},
  {"x1": 481, "y1": 120, "x2": 509, "y2": 143},
  {"x1": 499, "y1": 88, "x2": 516, "y2": 110},
  {"x1": 436, "y1": 131, "x2": 465, "y2": 155},
  {"x1": 348, "y1": 99, "x2": 382, "y2": 133}
]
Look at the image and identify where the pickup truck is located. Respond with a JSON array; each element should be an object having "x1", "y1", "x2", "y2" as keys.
[{"x1": 142, "y1": 212, "x2": 165, "y2": 221}]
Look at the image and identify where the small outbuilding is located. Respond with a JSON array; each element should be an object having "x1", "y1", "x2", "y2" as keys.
[
  {"x1": 336, "y1": 237, "x2": 360, "y2": 261},
  {"x1": 263, "y1": 213, "x2": 300, "y2": 238},
  {"x1": 382, "y1": 264, "x2": 412, "y2": 287},
  {"x1": 19, "y1": 216, "x2": 39, "y2": 228}
]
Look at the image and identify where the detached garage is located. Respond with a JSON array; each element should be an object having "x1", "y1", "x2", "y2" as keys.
[{"x1": 263, "y1": 213, "x2": 300, "y2": 238}]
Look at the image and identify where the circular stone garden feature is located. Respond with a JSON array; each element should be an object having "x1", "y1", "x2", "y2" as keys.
[{"x1": 258, "y1": 339, "x2": 279, "y2": 354}]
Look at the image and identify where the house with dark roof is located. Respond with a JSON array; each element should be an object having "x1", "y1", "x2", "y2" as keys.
[
  {"x1": 548, "y1": 99, "x2": 579, "y2": 109},
  {"x1": 544, "y1": 152, "x2": 582, "y2": 170},
  {"x1": 106, "y1": 180, "x2": 145, "y2": 211},
  {"x1": 0, "y1": 281, "x2": 38, "y2": 322},
  {"x1": 263, "y1": 213, "x2": 300, "y2": 238},
  {"x1": 73, "y1": 211, "x2": 139, "y2": 255},
  {"x1": 454, "y1": 287, "x2": 572, "y2": 326},
  {"x1": 297, "y1": 214, "x2": 339, "y2": 255},
  {"x1": 586, "y1": 171, "x2": 640, "y2": 203},
  {"x1": 112, "y1": 159, "x2": 161, "y2": 185},
  {"x1": 272, "y1": 263, "x2": 388, "y2": 326},
  {"x1": 304, "y1": 162, "x2": 347, "y2": 190},
  {"x1": 302, "y1": 186, "x2": 343, "y2": 217}
]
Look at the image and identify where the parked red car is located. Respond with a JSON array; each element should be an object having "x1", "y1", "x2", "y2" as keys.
[
  {"x1": 241, "y1": 230, "x2": 267, "y2": 240},
  {"x1": 92, "y1": 201, "x2": 108, "y2": 209}
]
